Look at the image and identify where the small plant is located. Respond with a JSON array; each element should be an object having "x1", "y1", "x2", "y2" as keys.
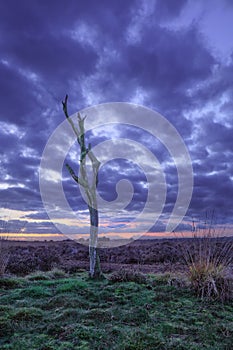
[
  {"x1": 188, "y1": 261, "x2": 232, "y2": 301},
  {"x1": 178, "y1": 215, "x2": 233, "y2": 301}
]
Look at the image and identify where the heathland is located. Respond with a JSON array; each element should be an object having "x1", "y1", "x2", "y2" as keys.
[{"x1": 0, "y1": 238, "x2": 233, "y2": 349}]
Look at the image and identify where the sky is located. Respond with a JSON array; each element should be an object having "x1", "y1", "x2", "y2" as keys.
[{"x1": 0, "y1": 0, "x2": 233, "y2": 240}]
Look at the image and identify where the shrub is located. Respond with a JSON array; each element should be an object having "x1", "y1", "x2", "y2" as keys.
[
  {"x1": 0, "y1": 236, "x2": 10, "y2": 276},
  {"x1": 178, "y1": 218, "x2": 233, "y2": 301},
  {"x1": 7, "y1": 256, "x2": 38, "y2": 275}
]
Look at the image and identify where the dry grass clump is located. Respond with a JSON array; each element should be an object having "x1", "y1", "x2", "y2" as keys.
[
  {"x1": 188, "y1": 261, "x2": 232, "y2": 301},
  {"x1": 178, "y1": 217, "x2": 233, "y2": 302}
]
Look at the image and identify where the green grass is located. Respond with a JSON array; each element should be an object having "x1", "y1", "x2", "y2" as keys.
[{"x1": 0, "y1": 272, "x2": 232, "y2": 349}]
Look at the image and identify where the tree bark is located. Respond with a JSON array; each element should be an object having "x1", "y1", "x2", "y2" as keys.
[
  {"x1": 89, "y1": 205, "x2": 102, "y2": 278},
  {"x1": 62, "y1": 95, "x2": 103, "y2": 279}
]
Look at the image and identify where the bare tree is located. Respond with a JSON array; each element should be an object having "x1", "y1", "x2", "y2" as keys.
[{"x1": 62, "y1": 95, "x2": 103, "y2": 279}]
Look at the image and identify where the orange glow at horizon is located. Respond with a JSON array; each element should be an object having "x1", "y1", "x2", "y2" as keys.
[
  {"x1": 1, "y1": 227, "x2": 232, "y2": 241},
  {"x1": 0, "y1": 233, "x2": 65, "y2": 241},
  {"x1": 1, "y1": 231, "x2": 175, "y2": 241}
]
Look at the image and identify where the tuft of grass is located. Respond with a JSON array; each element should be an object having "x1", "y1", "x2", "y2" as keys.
[
  {"x1": 178, "y1": 217, "x2": 233, "y2": 302},
  {"x1": 188, "y1": 262, "x2": 232, "y2": 301}
]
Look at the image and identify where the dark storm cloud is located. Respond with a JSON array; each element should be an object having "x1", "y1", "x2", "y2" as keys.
[
  {"x1": 22, "y1": 211, "x2": 50, "y2": 220},
  {"x1": 0, "y1": 62, "x2": 39, "y2": 125},
  {"x1": 190, "y1": 171, "x2": 233, "y2": 219},
  {"x1": 0, "y1": 0, "x2": 233, "y2": 232},
  {"x1": 149, "y1": 220, "x2": 166, "y2": 232},
  {"x1": 187, "y1": 57, "x2": 233, "y2": 118},
  {"x1": 127, "y1": 27, "x2": 213, "y2": 90},
  {"x1": 188, "y1": 112, "x2": 233, "y2": 223},
  {"x1": 0, "y1": 1, "x2": 99, "y2": 126},
  {"x1": 24, "y1": 221, "x2": 59, "y2": 234},
  {"x1": 199, "y1": 119, "x2": 233, "y2": 151},
  {"x1": 1, "y1": 187, "x2": 41, "y2": 211},
  {"x1": 155, "y1": 0, "x2": 188, "y2": 19},
  {"x1": 0, "y1": 130, "x2": 20, "y2": 154},
  {"x1": 0, "y1": 218, "x2": 27, "y2": 233},
  {"x1": 0, "y1": 0, "x2": 133, "y2": 89},
  {"x1": 90, "y1": 22, "x2": 216, "y2": 120},
  {"x1": 1, "y1": 27, "x2": 98, "y2": 94}
]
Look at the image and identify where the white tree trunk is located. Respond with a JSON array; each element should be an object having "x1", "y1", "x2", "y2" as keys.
[{"x1": 63, "y1": 95, "x2": 102, "y2": 279}]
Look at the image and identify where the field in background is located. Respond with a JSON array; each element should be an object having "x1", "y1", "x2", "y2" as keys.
[{"x1": 2, "y1": 237, "x2": 233, "y2": 276}]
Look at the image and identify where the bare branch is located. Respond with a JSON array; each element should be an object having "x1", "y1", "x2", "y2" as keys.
[
  {"x1": 65, "y1": 163, "x2": 87, "y2": 188},
  {"x1": 62, "y1": 95, "x2": 80, "y2": 138},
  {"x1": 62, "y1": 94, "x2": 68, "y2": 117}
]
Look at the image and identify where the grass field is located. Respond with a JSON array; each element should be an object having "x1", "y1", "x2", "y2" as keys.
[{"x1": 0, "y1": 270, "x2": 233, "y2": 349}]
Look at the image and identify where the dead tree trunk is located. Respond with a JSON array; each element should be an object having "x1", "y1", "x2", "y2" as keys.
[{"x1": 62, "y1": 95, "x2": 103, "y2": 279}]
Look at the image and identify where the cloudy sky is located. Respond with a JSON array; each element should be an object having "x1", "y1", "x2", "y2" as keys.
[{"x1": 0, "y1": 0, "x2": 233, "y2": 239}]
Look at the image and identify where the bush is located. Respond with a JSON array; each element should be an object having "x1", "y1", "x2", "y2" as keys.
[
  {"x1": 0, "y1": 236, "x2": 10, "y2": 276},
  {"x1": 188, "y1": 261, "x2": 233, "y2": 301},
  {"x1": 178, "y1": 218, "x2": 233, "y2": 301}
]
